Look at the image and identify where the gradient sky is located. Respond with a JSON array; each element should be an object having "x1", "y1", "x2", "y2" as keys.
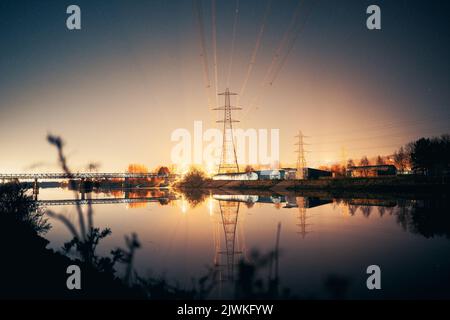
[{"x1": 1, "y1": 0, "x2": 449, "y2": 172}]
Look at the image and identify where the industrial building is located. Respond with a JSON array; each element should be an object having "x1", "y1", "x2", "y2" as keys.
[
  {"x1": 212, "y1": 167, "x2": 332, "y2": 181},
  {"x1": 212, "y1": 170, "x2": 282, "y2": 180},
  {"x1": 212, "y1": 171, "x2": 258, "y2": 181},
  {"x1": 257, "y1": 170, "x2": 284, "y2": 180},
  {"x1": 303, "y1": 168, "x2": 332, "y2": 180}
]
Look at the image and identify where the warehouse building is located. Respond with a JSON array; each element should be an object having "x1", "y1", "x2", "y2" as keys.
[
  {"x1": 212, "y1": 167, "x2": 332, "y2": 181},
  {"x1": 212, "y1": 171, "x2": 258, "y2": 180}
]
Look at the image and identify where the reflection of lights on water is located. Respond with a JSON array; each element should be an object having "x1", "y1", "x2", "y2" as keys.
[
  {"x1": 338, "y1": 201, "x2": 350, "y2": 217},
  {"x1": 181, "y1": 202, "x2": 188, "y2": 214},
  {"x1": 208, "y1": 195, "x2": 214, "y2": 216},
  {"x1": 180, "y1": 196, "x2": 188, "y2": 214}
]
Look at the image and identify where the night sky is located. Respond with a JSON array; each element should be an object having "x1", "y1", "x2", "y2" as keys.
[{"x1": 0, "y1": 0, "x2": 449, "y2": 172}]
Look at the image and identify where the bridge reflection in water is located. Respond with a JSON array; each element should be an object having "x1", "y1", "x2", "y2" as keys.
[
  {"x1": 0, "y1": 172, "x2": 176, "y2": 201},
  {"x1": 36, "y1": 188, "x2": 178, "y2": 207},
  {"x1": 36, "y1": 196, "x2": 176, "y2": 206}
]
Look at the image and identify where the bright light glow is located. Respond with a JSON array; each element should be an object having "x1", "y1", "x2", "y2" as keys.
[
  {"x1": 205, "y1": 162, "x2": 216, "y2": 176},
  {"x1": 208, "y1": 195, "x2": 214, "y2": 216},
  {"x1": 180, "y1": 196, "x2": 188, "y2": 214},
  {"x1": 338, "y1": 201, "x2": 350, "y2": 217}
]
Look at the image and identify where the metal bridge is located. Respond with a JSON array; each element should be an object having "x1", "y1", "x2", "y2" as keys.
[
  {"x1": 0, "y1": 172, "x2": 166, "y2": 180},
  {"x1": 36, "y1": 196, "x2": 173, "y2": 206}
]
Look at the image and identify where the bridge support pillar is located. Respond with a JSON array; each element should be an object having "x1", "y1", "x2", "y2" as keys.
[
  {"x1": 32, "y1": 178, "x2": 39, "y2": 201},
  {"x1": 79, "y1": 177, "x2": 86, "y2": 199}
]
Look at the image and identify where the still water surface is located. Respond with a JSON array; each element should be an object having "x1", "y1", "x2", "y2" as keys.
[{"x1": 39, "y1": 187, "x2": 450, "y2": 299}]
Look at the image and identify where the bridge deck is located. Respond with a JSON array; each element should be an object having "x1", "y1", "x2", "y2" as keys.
[
  {"x1": 37, "y1": 197, "x2": 173, "y2": 206},
  {"x1": 0, "y1": 173, "x2": 167, "y2": 179}
]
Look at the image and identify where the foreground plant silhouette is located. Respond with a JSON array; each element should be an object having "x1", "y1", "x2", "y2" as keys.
[
  {"x1": 46, "y1": 134, "x2": 142, "y2": 279},
  {"x1": 44, "y1": 134, "x2": 215, "y2": 299},
  {"x1": 0, "y1": 182, "x2": 50, "y2": 235}
]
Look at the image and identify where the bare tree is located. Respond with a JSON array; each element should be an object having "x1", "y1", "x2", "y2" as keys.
[
  {"x1": 360, "y1": 156, "x2": 369, "y2": 166},
  {"x1": 360, "y1": 156, "x2": 370, "y2": 177},
  {"x1": 347, "y1": 159, "x2": 355, "y2": 167},
  {"x1": 376, "y1": 155, "x2": 385, "y2": 165},
  {"x1": 394, "y1": 146, "x2": 408, "y2": 172}
]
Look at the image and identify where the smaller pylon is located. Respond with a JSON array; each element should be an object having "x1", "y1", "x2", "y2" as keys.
[
  {"x1": 295, "y1": 130, "x2": 309, "y2": 179},
  {"x1": 296, "y1": 197, "x2": 311, "y2": 238},
  {"x1": 340, "y1": 146, "x2": 348, "y2": 171}
]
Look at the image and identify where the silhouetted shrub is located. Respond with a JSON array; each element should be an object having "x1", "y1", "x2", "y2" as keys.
[{"x1": 0, "y1": 182, "x2": 50, "y2": 234}]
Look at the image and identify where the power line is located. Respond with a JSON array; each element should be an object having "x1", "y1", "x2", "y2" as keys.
[
  {"x1": 310, "y1": 114, "x2": 450, "y2": 138},
  {"x1": 262, "y1": 0, "x2": 305, "y2": 88},
  {"x1": 211, "y1": 0, "x2": 219, "y2": 108},
  {"x1": 226, "y1": 0, "x2": 240, "y2": 88},
  {"x1": 312, "y1": 143, "x2": 406, "y2": 153},
  {"x1": 268, "y1": 0, "x2": 315, "y2": 85},
  {"x1": 309, "y1": 123, "x2": 450, "y2": 145},
  {"x1": 305, "y1": 129, "x2": 449, "y2": 165},
  {"x1": 193, "y1": 0, "x2": 212, "y2": 97},
  {"x1": 193, "y1": 0, "x2": 215, "y2": 126},
  {"x1": 238, "y1": 0, "x2": 273, "y2": 104},
  {"x1": 243, "y1": 0, "x2": 314, "y2": 121},
  {"x1": 311, "y1": 127, "x2": 449, "y2": 154}
]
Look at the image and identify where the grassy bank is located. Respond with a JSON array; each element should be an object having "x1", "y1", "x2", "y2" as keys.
[{"x1": 178, "y1": 175, "x2": 450, "y2": 193}]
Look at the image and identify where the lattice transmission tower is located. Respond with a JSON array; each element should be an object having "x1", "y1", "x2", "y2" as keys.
[
  {"x1": 295, "y1": 197, "x2": 311, "y2": 238},
  {"x1": 217, "y1": 200, "x2": 242, "y2": 282},
  {"x1": 295, "y1": 130, "x2": 309, "y2": 179},
  {"x1": 214, "y1": 88, "x2": 241, "y2": 174}
]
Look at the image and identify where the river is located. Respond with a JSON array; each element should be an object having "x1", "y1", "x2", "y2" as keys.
[{"x1": 38, "y1": 187, "x2": 450, "y2": 299}]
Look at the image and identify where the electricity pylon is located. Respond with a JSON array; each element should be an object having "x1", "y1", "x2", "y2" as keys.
[
  {"x1": 340, "y1": 146, "x2": 348, "y2": 170},
  {"x1": 296, "y1": 197, "x2": 311, "y2": 238},
  {"x1": 217, "y1": 200, "x2": 242, "y2": 282},
  {"x1": 215, "y1": 88, "x2": 241, "y2": 174},
  {"x1": 295, "y1": 130, "x2": 309, "y2": 179}
]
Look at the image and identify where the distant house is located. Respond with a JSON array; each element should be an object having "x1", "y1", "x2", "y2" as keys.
[{"x1": 346, "y1": 165, "x2": 397, "y2": 177}]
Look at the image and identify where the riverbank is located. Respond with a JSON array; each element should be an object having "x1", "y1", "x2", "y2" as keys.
[
  {"x1": 178, "y1": 175, "x2": 450, "y2": 193},
  {"x1": 1, "y1": 227, "x2": 144, "y2": 299},
  {"x1": 0, "y1": 182, "x2": 144, "y2": 299},
  {"x1": 0, "y1": 182, "x2": 198, "y2": 299}
]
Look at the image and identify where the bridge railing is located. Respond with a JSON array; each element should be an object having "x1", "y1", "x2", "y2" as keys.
[
  {"x1": 0, "y1": 173, "x2": 169, "y2": 180},
  {"x1": 36, "y1": 196, "x2": 174, "y2": 206}
]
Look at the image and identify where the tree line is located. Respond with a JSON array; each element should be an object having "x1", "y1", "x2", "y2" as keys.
[{"x1": 320, "y1": 134, "x2": 450, "y2": 177}]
